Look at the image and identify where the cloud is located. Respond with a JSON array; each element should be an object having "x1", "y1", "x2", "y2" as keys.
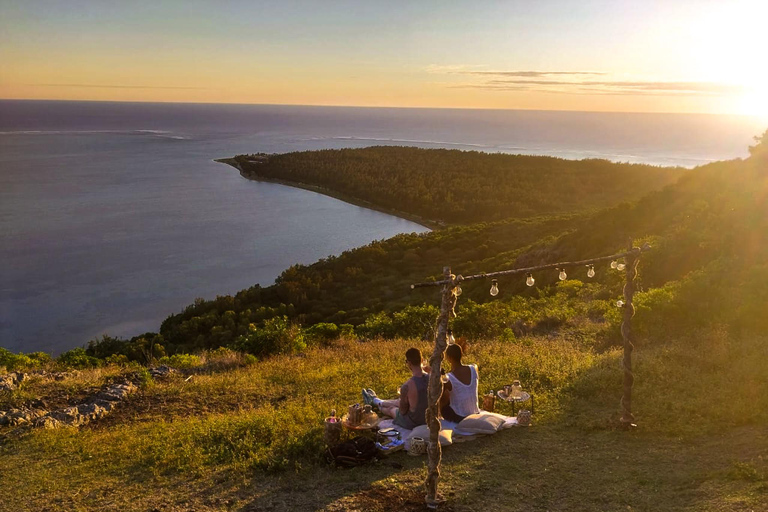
[
  {"x1": 449, "y1": 76, "x2": 745, "y2": 96},
  {"x1": 27, "y1": 84, "x2": 211, "y2": 90},
  {"x1": 428, "y1": 66, "x2": 744, "y2": 97},
  {"x1": 461, "y1": 70, "x2": 607, "y2": 78}
]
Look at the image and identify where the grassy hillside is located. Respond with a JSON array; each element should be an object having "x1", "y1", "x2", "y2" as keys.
[
  {"x1": 226, "y1": 147, "x2": 681, "y2": 225},
  {"x1": 2, "y1": 329, "x2": 766, "y2": 511}
]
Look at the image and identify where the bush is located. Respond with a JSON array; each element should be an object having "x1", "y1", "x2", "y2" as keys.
[
  {"x1": 158, "y1": 354, "x2": 203, "y2": 369},
  {"x1": 57, "y1": 348, "x2": 102, "y2": 369},
  {"x1": 356, "y1": 312, "x2": 395, "y2": 339},
  {"x1": 242, "y1": 354, "x2": 259, "y2": 366},
  {"x1": 356, "y1": 304, "x2": 439, "y2": 340},
  {"x1": 105, "y1": 354, "x2": 130, "y2": 366},
  {"x1": 232, "y1": 316, "x2": 306, "y2": 356},
  {"x1": 303, "y1": 323, "x2": 341, "y2": 346}
]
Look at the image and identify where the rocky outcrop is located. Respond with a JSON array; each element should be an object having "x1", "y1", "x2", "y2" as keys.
[
  {"x1": 148, "y1": 365, "x2": 175, "y2": 379},
  {"x1": 0, "y1": 372, "x2": 29, "y2": 392},
  {"x1": 0, "y1": 406, "x2": 47, "y2": 427},
  {"x1": 0, "y1": 370, "x2": 80, "y2": 393},
  {"x1": 1, "y1": 366, "x2": 175, "y2": 432},
  {"x1": 38, "y1": 380, "x2": 139, "y2": 428}
]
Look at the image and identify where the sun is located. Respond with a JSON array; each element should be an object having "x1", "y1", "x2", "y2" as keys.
[{"x1": 686, "y1": 0, "x2": 768, "y2": 119}]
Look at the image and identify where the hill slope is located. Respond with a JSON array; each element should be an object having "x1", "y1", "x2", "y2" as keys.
[{"x1": 159, "y1": 150, "x2": 766, "y2": 354}]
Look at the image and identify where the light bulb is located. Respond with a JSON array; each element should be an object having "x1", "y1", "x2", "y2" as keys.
[
  {"x1": 587, "y1": 265, "x2": 595, "y2": 278},
  {"x1": 610, "y1": 260, "x2": 618, "y2": 269},
  {"x1": 616, "y1": 299, "x2": 625, "y2": 307},
  {"x1": 447, "y1": 331, "x2": 455, "y2": 345},
  {"x1": 490, "y1": 279, "x2": 499, "y2": 296},
  {"x1": 455, "y1": 285, "x2": 462, "y2": 296},
  {"x1": 526, "y1": 273, "x2": 535, "y2": 287},
  {"x1": 558, "y1": 269, "x2": 567, "y2": 281},
  {"x1": 410, "y1": 284, "x2": 415, "y2": 290},
  {"x1": 617, "y1": 263, "x2": 626, "y2": 271}
]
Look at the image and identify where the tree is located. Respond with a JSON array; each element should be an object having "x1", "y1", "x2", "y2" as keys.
[{"x1": 749, "y1": 129, "x2": 768, "y2": 158}]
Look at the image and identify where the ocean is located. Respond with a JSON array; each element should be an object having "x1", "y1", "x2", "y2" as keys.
[{"x1": 0, "y1": 100, "x2": 764, "y2": 354}]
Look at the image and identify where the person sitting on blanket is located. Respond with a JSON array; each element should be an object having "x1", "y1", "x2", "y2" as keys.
[
  {"x1": 440, "y1": 343, "x2": 480, "y2": 422},
  {"x1": 362, "y1": 347, "x2": 429, "y2": 430}
]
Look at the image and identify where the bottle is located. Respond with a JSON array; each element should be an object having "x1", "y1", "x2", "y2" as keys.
[{"x1": 511, "y1": 380, "x2": 523, "y2": 399}]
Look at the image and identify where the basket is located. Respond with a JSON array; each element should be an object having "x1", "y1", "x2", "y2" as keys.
[{"x1": 324, "y1": 417, "x2": 342, "y2": 446}]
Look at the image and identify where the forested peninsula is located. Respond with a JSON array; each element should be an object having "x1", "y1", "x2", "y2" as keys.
[{"x1": 218, "y1": 147, "x2": 681, "y2": 226}]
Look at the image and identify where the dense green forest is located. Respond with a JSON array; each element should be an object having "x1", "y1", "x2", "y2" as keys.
[
  {"x1": 226, "y1": 147, "x2": 682, "y2": 225},
  {"x1": 147, "y1": 141, "x2": 766, "y2": 356}
]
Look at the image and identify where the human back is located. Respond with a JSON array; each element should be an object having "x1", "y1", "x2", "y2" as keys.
[{"x1": 446, "y1": 344, "x2": 480, "y2": 418}]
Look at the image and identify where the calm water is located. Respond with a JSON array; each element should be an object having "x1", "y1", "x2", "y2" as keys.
[{"x1": 0, "y1": 101, "x2": 763, "y2": 353}]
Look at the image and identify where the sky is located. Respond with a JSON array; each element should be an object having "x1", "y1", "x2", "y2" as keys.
[{"x1": 1, "y1": 0, "x2": 766, "y2": 115}]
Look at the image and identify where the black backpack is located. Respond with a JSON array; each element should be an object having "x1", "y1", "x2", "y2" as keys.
[{"x1": 328, "y1": 436, "x2": 378, "y2": 467}]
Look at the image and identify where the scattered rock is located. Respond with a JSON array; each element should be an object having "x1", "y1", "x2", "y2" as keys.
[
  {"x1": 36, "y1": 416, "x2": 62, "y2": 429},
  {"x1": 2, "y1": 367, "x2": 175, "y2": 433},
  {"x1": 0, "y1": 372, "x2": 29, "y2": 392},
  {"x1": 149, "y1": 366, "x2": 175, "y2": 378},
  {"x1": 0, "y1": 407, "x2": 47, "y2": 426}
]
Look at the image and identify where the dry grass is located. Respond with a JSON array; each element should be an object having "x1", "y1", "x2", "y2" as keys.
[{"x1": 1, "y1": 330, "x2": 767, "y2": 511}]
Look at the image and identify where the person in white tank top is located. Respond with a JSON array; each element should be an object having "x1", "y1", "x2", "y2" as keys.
[{"x1": 441, "y1": 344, "x2": 480, "y2": 422}]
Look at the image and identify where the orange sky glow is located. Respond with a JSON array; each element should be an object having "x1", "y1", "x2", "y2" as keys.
[{"x1": 1, "y1": 1, "x2": 766, "y2": 118}]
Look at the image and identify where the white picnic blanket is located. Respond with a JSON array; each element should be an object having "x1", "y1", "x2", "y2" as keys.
[{"x1": 377, "y1": 413, "x2": 520, "y2": 450}]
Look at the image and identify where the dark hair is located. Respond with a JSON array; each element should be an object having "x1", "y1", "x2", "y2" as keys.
[
  {"x1": 405, "y1": 347, "x2": 422, "y2": 367},
  {"x1": 446, "y1": 344, "x2": 463, "y2": 362}
]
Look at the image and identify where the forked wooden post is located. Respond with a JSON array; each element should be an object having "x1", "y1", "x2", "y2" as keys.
[
  {"x1": 425, "y1": 266, "x2": 456, "y2": 508},
  {"x1": 410, "y1": 243, "x2": 651, "y2": 506},
  {"x1": 620, "y1": 239, "x2": 640, "y2": 428}
]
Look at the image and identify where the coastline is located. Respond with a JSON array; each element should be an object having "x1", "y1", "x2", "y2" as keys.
[{"x1": 214, "y1": 158, "x2": 442, "y2": 230}]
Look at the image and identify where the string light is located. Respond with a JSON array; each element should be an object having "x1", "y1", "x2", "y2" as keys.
[
  {"x1": 617, "y1": 262, "x2": 626, "y2": 271},
  {"x1": 587, "y1": 265, "x2": 595, "y2": 278},
  {"x1": 526, "y1": 273, "x2": 535, "y2": 287},
  {"x1": 616, "y1": 299, "x2": 625, "y2": 307},
  {"x1": 454, "y1": 285, "x2": 462, "y2": 296},
  {"x1": 490, "y1": 279, "x2": 499, "y2": 296},
  {"x1": 610, "y1": 260, "x2": 618, "y2": 269},
  {"x1": 557, "y1": 268, "x2": 567, "y2": 281}
]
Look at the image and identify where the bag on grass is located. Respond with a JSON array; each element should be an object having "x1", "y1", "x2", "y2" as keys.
[{"x1": 328, "y1": 436, "x2": 378, "y2": 467}]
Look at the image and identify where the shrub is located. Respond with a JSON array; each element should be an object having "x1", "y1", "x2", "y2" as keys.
[
  {"x1": 0, "y1": 349, "x2": 52, "y2": 372},
  {"x1": 391, "y1": 304, "x2": 439, "y2": 340},
  {"x1": 105, "y1": 354, "x2": 130, "y2": 366},
  {"x1": 355, "y1": 312, "x2": 395, "y2": 339},
  {"x1": 158, "y1": 354, "x2": 202, "y2": 369},
  {"x1": 303, "y1": 322, "x2": 341, "y2": 346},
  {"x1": 57, "y1": 348, "x2": 102, "y2": 369},
  {"x1": 242, "y1": 354, "x2": 259, "y2": 366},
  {"x1": 232, "y1": 316, "x2": 306, "y2": 356}
]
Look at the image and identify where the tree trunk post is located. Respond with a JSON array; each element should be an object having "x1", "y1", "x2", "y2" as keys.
[
  {"x1": 425, "y1": 266, "x2": 456, "y2": 508},
  {"x1": 620, "y1": 240, "x2": 639, "y2": 429}
]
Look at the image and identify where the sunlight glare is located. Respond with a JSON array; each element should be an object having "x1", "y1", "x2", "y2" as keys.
[{"x1": 689, "y1": 0, "x2": 767, "y2": 119}]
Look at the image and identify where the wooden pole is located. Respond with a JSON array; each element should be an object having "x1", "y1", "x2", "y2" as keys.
[
  {"x1": 425, "y1": 266, "x2": 456, "y2": 509},
  {"x1": 620, "y1": 240, "x2": 639, "y2": 428}
]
